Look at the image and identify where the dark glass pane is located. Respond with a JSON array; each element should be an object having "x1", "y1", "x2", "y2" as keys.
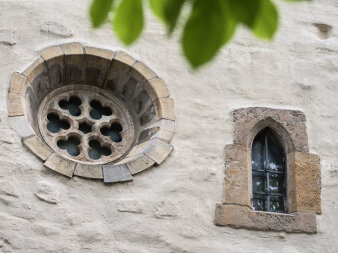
[
  {"x1": 267, "y1": 131, "x2": 284, "y2": 171},
  {"x1": 253, "y1": 196, "x2": 267, "y2": 211},
  {"x1": 252, "y1": 139, "x2": 264, "y2": 171},
  {"x1": 252, "y1": 171, "x2": 267, "y2": 193},
  {"x1": 269, "y1": 173, "x2": 285, "y2": 194},
  {"x1": 270, "y1": 196, "x2": 285, "y2": 213}
]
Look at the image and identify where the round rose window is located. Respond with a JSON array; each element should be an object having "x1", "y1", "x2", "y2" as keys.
[{"x1": 8, "y1": 42, "x2": 175, "y2": 183}]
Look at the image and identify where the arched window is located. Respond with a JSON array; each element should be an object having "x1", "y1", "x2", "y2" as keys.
[{"x1": 252, "y1": 128, "x2": 286, "y2": 213}]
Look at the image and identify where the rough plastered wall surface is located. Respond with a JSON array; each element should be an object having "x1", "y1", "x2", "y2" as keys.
[{"x1": 0, "y1": 0, "x2": 337, "y2": 252}]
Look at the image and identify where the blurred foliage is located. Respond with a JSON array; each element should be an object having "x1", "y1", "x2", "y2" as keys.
[{"x1": 90, "y1": 0, "x2": 307, "y2": 69}]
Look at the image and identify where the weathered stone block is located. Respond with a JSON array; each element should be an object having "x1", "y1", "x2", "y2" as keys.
[
  {"x1": 22, "y1": 57, "x2": 51, "y2": 101},
  {"x1": 60, "y1": 42, "x2": 84, "y2": 55},
  {"x1": 146, "y1": 77, "x2": 170, "y2": 101},
  {"x1": 40, "y1": 45, "x2": 64, "y2": 61},
  {"x1": 84, "y1": 46, "x2": 115, "y2": 61},
  {"x1": 223, "y1": 144, "x2": 251, "y2": 207},
  {"x1": 232, "y1": 107, "x2": 309, "y2": 153},
  {"x1": 215, "y1": 204, "x2": 317, "y2": 233},
  {"x1": 126, "y1": 154, "x2": 155, "y2": 175},
  {"x1": 44, "y1": 153, "x2": 76, "y2": 178},
  {"x1": 8, "y1": 116, "x2": 35, "y2": 137},
  {"x1": 156, "y1": 98, "x2": 175, "y2": 121},
  {"x1": 9, "y1": 72, "x2": 28, "y2": 94},
  {"x1": 74, "y1": 164, "x2": 103, "y2": 179},
  {"x1": 22, "y1": 57, "x2": 46, "y2": 82},
  {"x1": 114, "y1": 51, "x2": 136, "y2": 67},
  {"x1": 102, "y1": 164, "x2": 133, "y2": 183},
  {"x1": 144, "y1": 138, "x2": 173, "y2": 165},
  {"x1": 8, "y1": 92, "x2": 24, "y2": 116},
  {"x1": 290, "y1": 152, "x2": 321, "y2": 214},
  {"x1": 23, "y1": 136, "x2": 52, "y2": 161},
  {"x1": 133, "y1": 61, "x2": 157, "y2": 80}
]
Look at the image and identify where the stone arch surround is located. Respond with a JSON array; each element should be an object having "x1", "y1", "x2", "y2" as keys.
[{"x1": 7, "y1": 42, "x2": 175, "y2": 182}]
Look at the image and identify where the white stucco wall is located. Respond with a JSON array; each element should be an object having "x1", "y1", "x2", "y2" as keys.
[{"x1": 0, "y1": 0, "x2": 337, "y2": 252}]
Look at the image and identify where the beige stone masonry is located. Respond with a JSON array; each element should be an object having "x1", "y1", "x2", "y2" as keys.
[
  {"x1": 215, "y1": 204, "x2": 317, "y2": 233},
  {"x1": 23, "y1": 135, "x2": 53, "y2": 161},
  {"x1": 126, "y1": 154, "x2": 156, "y2": 175},
  {"x1": 133, "y1": 61, "x2": 157, "y2": 80},
  {"x1": 9, "y1": 72, "x2": 28, "y2": 94},
  {"x1": 144, "y1": 138, "x2": 173, "y2": 165},
  {"x1": 84, "y1": 46, "x2": 115, "y2": 61},
  {"x1": 8, "y1": 92, "x2": 24, "y2": 116},
  {"x1": 114, "y1": 51, "x2": 136, "y2": 67},
  {"x1": 74, "y1": 164, "x2": 103, "y2": 179},
  {"x1": 156, "y1": 98, "x2": 175, "y2": 121},
  {"x1": 223, "y1": 144, "x2": 251, "y2": 207},
  {"x1": 22, "y1": 57, "x2": 47, "y2": 83},
  {"x1": 44, "y1": 153, "x2": 76, "y2": 178},
  {"x1": 288, "y1": 152, "x2": 321, "y2": 214},
  {"x1": 146, "y1": 77, "x2": 170, "y2": 101},
  {"x1": 60, "y1": 42, "x2": 84, "y2": 55},
  {"x1": 40, "y1": 45, "x2": 64, "y2": 61}
]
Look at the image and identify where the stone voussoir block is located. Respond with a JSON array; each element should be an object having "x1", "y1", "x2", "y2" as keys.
[
  {"x1": 60, "y1": 42, "x2": 84, "y2": 55},
  {"x1": 40, "y1": 45, "x2": 64, "y2": 61},
  {"x1": 146, "y1": 77, "x2": 170, "y2": 101},
  {"x1": 144, "y1": 138, "x2": 173, "y2": 165},
  {"x1": 44, "y1": 153, "x2": 76, "y2": 178},
  {"x1": 113, "y1": 51, "x2": 137, "y2": 67},
  {"x1": 74, "y1": 163, "x2": 103, "y2": 179},
  {"x1": 23, "y1": 135, "x2": 53, "y2": 161},
  {"x1": 84, "y1": 46, "x2": 115, "y2": 61},
  {"x1": 126, "y1": 153, "x2": 155, "y2": 175},
  {"x1": 156, "y1": 98, "x2": 175, "y2": 121},
  {"x1": 8, "y1": 91, "x2": 24, "y2": 116},
  {"x1": 102, "y1": 164, "x2": 133, "y2": 183},
  {"x1": 22, "y1": 57, "x2": 46, "y2": 82},
  {"x1": 9, "y1": 72, "x2": 28, "y2": 94},
  {"x1": 133, "y1": 61, "x2": 157, "y2": 80}
]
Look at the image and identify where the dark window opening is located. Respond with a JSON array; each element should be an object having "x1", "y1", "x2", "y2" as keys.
[{"x1": 252, "y1": 128, "x2": 286, "y2": 213}]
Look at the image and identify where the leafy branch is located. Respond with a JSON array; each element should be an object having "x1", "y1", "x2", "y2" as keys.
[{"x1": 90, "y1": 0, "x2": 308, "y2": 69}]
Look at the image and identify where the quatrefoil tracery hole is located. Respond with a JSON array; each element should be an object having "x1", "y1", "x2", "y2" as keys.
[
  {"x1": 59, "y1": 96, "x2": 82, "y2": 116},
  {"x1": 101, "y1": 122, "x2": 123, "y2": 143},
  {"x1": 47, "y1": 113, "x2": 70, "y2": 133},
  {"x1": 88, "y1": 139, "x2": 112, "y2": 160},
  {"x1": 57, "y1": 136, "x2": 81, "y2": 157},
  {"x1": 38, "y1": 85, "x2": 135, "y2": 164},
  {"x1": 89, "y1": 100, "x2": 113, "y2": 120}
]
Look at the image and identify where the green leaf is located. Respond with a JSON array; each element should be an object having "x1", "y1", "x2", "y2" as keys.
[
  {"x1": 253, "y1": 0, "x2": 279, "y2": 39},
  {"x1": 114, "y1": 0, "x2": 144, "y2": 45},
  {"x1": 90, "y1": 0, "x2": 114, "y2": 28},
  {"x1": 182, "y1": 0, "x2": 228, "y2": 68},
  {"x1": 149, "y1": 0, "x2": 166, "y2": 21},
  {"x1": 149, "y1": 0, "x2": 185, "y2": 34},
  {"x1": 163, "y1": 0, "x2": 185, "y2": 34},
  {"x1": 229, "y1": 0, "x2": 261, "y2": 27},
  {"x1": 220, "y1": 0, "x2": 237, "y2": 45}
]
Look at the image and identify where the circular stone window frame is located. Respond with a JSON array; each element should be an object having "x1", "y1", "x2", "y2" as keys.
[{"x1": 8, "y1": 42, "x2": 175, "y2": 183}]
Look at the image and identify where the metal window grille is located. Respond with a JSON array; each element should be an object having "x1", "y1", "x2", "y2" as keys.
[{"x1": 252, "y1": 129, "x2": 286, "y2": 213}]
